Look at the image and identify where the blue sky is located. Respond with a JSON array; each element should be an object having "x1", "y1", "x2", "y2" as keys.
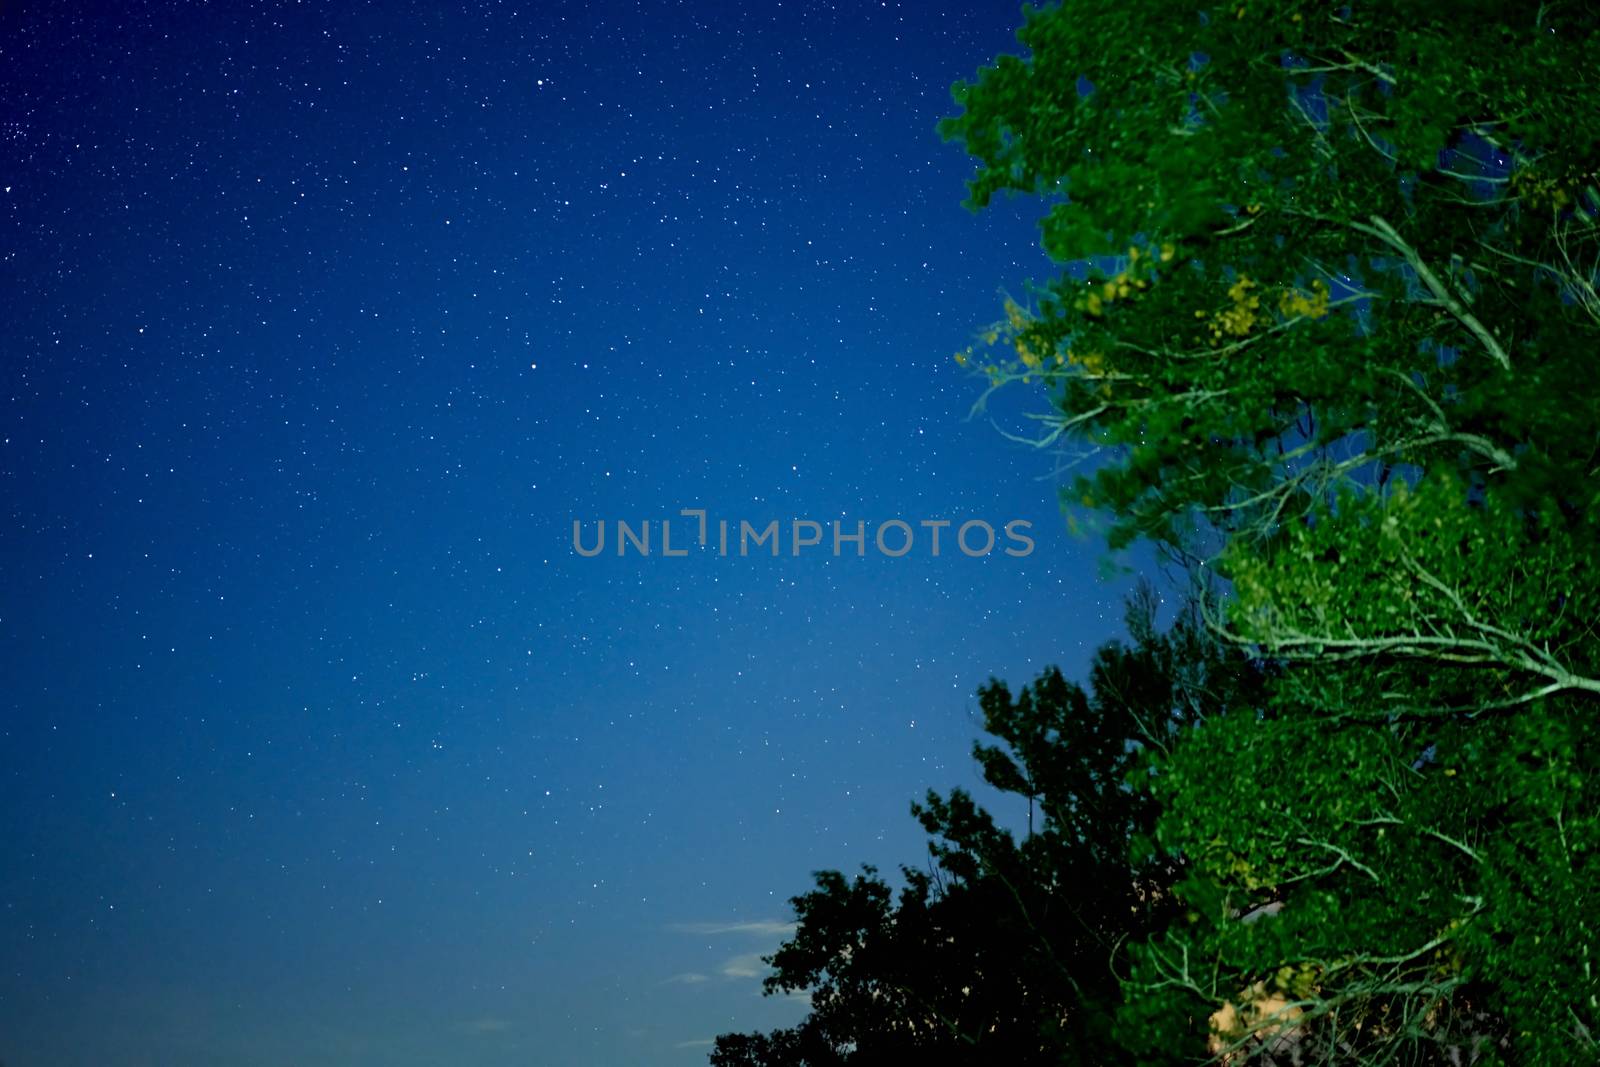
[{"x1": 0, "y1": 3, "x2": 1146, "y2": 1063}]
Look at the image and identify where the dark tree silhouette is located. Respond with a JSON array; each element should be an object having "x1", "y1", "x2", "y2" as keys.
[{"x1": 712, "y1": 592, "x2": 1263, "y2": 1065}]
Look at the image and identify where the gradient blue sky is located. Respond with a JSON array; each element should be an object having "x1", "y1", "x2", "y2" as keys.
[{"x1": 0, "y1": 3, "x2": 1144, "y2": 1064}]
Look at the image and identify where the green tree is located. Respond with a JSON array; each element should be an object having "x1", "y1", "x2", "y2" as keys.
[{"x1": 943, "y1": 2, "x2": 1599, "y2": 1061}]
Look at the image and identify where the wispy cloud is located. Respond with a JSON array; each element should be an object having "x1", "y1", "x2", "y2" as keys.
[
  {"x1": 719, "y1": 953, "x2": 770, "y2": 980},
  {"x1": 665, "y1": 971, "x2": 711, "y2": 985},
  {"x1": 675, "y1": 1038, "x2": 716, "y2": 1049},
  {"x1": 671, "y1": 919, "x2": 795, "y2": 937},
  {"x1": 669, "y1": 916, "x2": 788, "y2": 986},
  {"x1": 454, "y1": 1018, "x2": 516, "y2": 1036}
]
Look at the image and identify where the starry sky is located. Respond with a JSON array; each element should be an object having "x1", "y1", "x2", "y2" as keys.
[{"x1": 0, "y1": 3, "x2": 1143, "y2": 1064}]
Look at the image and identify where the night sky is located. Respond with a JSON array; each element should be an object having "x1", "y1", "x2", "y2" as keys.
[{"x1": 1, "y1": 4, "x2": 1142, "y2": 1064}]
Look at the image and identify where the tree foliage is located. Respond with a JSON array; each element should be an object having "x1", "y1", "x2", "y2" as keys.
[
  {"x1": 718, "y1": 3, "x2": 1598, "y2": 1063},
  {"x1": 938, "y1": 1, "x2": 1600, "y2": 1062}
]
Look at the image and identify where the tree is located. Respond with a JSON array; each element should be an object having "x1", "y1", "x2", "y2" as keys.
[
  {"x1": 942, "y1": 2, "x2": 1599, "y2": 1061},
  {"x1": 712, "y1": 594, "x2": 1264, "y2": 1065}
]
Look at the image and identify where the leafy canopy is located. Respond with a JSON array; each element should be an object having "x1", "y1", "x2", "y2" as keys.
[
  {"x1": 943, "y1": 1, "x2": 1599, "y2": 1062},
  {"x1": 716, "y1": 3, "x2": 1599, "y2": 1063}
]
